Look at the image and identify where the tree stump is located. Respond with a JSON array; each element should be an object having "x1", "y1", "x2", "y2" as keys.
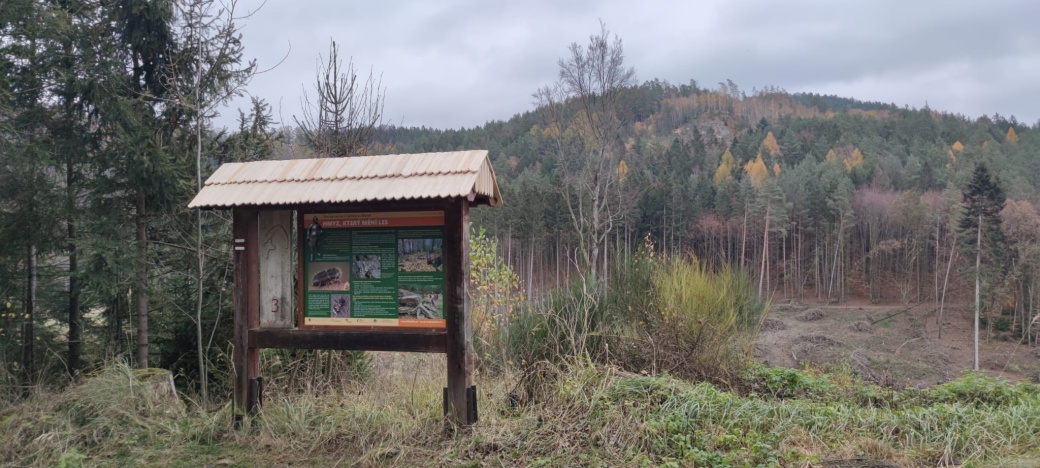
[{"x1": 132, "y1": 368, "x2": 185, "y2": 416}]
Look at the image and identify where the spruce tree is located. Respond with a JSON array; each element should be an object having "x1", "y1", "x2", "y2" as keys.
[
  {"x1": 92, "y1": 0, "x2": 182, "y2": 369},
  {"x1": 958, "y1": 163, "x2": 1006, "y2": 371},
  {"x1": 0, "y1": 0, "x2": 68, "y2": 391}
]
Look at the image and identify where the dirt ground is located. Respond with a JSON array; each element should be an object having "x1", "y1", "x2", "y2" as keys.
[{"x1": 757, "y1": 299, "x2": 1040, "y2": 387}]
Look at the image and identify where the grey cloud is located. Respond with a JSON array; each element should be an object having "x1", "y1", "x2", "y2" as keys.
[{"x1": 216, "y1": 0, "x2": 1040, "y2": 130}]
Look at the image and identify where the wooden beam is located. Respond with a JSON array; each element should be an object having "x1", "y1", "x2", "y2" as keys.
[
  {"x1": 232, "y1": 208, "x2": 260, "y2": 424},
  {"x1": 249, "y1": 328, "x2": 447, "y2": 353},
  {"x1": 443, "y1": 198, "x2": 474, "y2": 426}
]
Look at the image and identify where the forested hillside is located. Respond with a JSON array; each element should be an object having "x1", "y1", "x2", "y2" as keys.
[
  {"x1": 3, "y1": 0, "x2": 1039, "y2": 406},
  {"x1": 376, "y1": 80, "x2": 1040, "y2": 342},
  {"x1": 6, "y1": 3, "x2": 1040, "y2": 464}
]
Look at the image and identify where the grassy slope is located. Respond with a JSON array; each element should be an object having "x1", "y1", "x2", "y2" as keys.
[{"x1": 2, "y1": 358, "x2": 1039, "y2": 467}]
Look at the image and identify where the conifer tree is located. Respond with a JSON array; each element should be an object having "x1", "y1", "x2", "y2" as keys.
[
  {"x1": 51, "y1": 0, "x2": 97, "y2": 378},
  {"x1": 713, "y1": 148, "x2": 736, "y2": 186},
  {"x1": 0, "y1": 0, "x2": 67, "y2": 390},
  {"x1": 1006, "y1": 127, "x2": 1019, "y2": 144},
  {"x1": 958, "y1": 163, "x2": 1006, "y2": 371},
  {"x1": 295, "y1": 40, "x2": 385, "y2": 157},
  {"x1": 760, "y1": 131, "x2": 781, "y2": 158},
  {"x1": 92, "y1": 0, "x2": 182, "y2": 369}
]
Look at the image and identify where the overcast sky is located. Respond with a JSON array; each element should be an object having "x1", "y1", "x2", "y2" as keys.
[{"x1": 216, "y1": 0, "x2": 1040, "y2": 130}]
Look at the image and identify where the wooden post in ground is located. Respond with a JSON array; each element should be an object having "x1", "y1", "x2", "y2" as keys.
[
  {"x1": 444, "y1": 199, "x2": 474, "y2": 426},
  {"x1": 232, "y1": 208, "x2": 261, "y2": 426}
]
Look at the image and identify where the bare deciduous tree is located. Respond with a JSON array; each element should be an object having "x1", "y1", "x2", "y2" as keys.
[
  {"x1": 535, "y1": 22, "x2": 635, "y2": 282},
  {"x1": 167, "y1": 0, "x2": 259, "y2": 408},
  {"x1": 294, "y1": 40, "x2": 385, "y2": 158}
]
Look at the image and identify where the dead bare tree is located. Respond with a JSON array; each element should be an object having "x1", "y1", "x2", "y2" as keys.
[
  {"x1": 535, "y1": 22, "x2": 635, "y2": 282},
  {"x1": 294, "y1": 40, "x2": 385, "y2": 158}
]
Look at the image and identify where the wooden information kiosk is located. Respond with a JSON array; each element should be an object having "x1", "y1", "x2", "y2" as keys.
[{"x1": 188, "y1": 151, "x2": 501, "y2": 427}]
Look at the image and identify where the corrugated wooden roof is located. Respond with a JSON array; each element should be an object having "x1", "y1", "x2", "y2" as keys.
[{"x1": 188, "y1": 150, "x2": 501, "y2": 209}]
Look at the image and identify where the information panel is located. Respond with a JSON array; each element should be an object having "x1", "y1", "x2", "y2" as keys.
[{"x1": 300, "y1": 211, "x2": 446, "y2": 328}]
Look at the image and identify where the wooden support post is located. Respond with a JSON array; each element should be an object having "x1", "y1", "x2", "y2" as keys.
[
  {"x1": 233, "y1": 208, "x2": 261, "y2": 427},
  {"x1": 444, "y1": 199, "x2": 475, "y2": 426}
]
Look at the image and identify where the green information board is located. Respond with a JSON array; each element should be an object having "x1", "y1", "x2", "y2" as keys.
[{"x1": 300, "y1": 211, "x2": 446, "y2": 328}]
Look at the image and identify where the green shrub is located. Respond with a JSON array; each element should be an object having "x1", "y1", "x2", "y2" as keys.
[
  {"x1": 469, "y1": 228, "x2": 525, "y2": 371},
  {"x1": 923, "y1": 372, "x2": 1037, "y2": 407},
  {"x1": 651, "y1": 257, "x2": 766, "y2": 382},
  {"x1": 592, "y1": 365, "x2": 1040, "y2": 466},
  {"x1": 742, "y1": 362, "x2": 911, "y2": 408},
  {"x1": 496, "y1": 248, "x2": 766, "y2": 385}
]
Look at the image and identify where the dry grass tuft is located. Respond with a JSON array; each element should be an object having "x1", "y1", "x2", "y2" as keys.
[
  {"x1": 797, "y1": 308, "x2": 826, "y2": 322},
  {"x1": 762, "y1": 318, "x2": 787, "y2": 332},
  {"x1": 851, "y1": 320, "x2": 874, "y2": 333}
]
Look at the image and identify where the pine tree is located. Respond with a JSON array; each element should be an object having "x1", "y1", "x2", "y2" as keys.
[{"x1": 51, "y1": 0, "x2": 97, "y2": 378}]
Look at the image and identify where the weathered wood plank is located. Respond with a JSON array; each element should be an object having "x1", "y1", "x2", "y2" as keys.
[
  {"x1": 444, "y1": 198, "x2": 474, "y2": 425},
  {"x1": 258, "y1": 210, "x2": 293, "y2": 328},
  {"x1": 249, "y1": 328, "x2": 447, "y2": 353}
]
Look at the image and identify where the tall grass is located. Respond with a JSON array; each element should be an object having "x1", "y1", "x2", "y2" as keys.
[
  {"x1": 607, "y1": 368, "x2": 1040, "y2": 466},
  {"x1": 3, "y1": 355, "x2": 1039, "y2": 466},
  {"x1": 0, "y1": 355, "x2": 485, "y2": 466},
  {"x1": 257, "y1": 348, "x2": 373, "y2": 398},
  {"x1": 505, "y1": 278, "x2": 615, "y2": 367},
  {"x1": 0, "y1": 363, "x2": 209, "y2": 465}
]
